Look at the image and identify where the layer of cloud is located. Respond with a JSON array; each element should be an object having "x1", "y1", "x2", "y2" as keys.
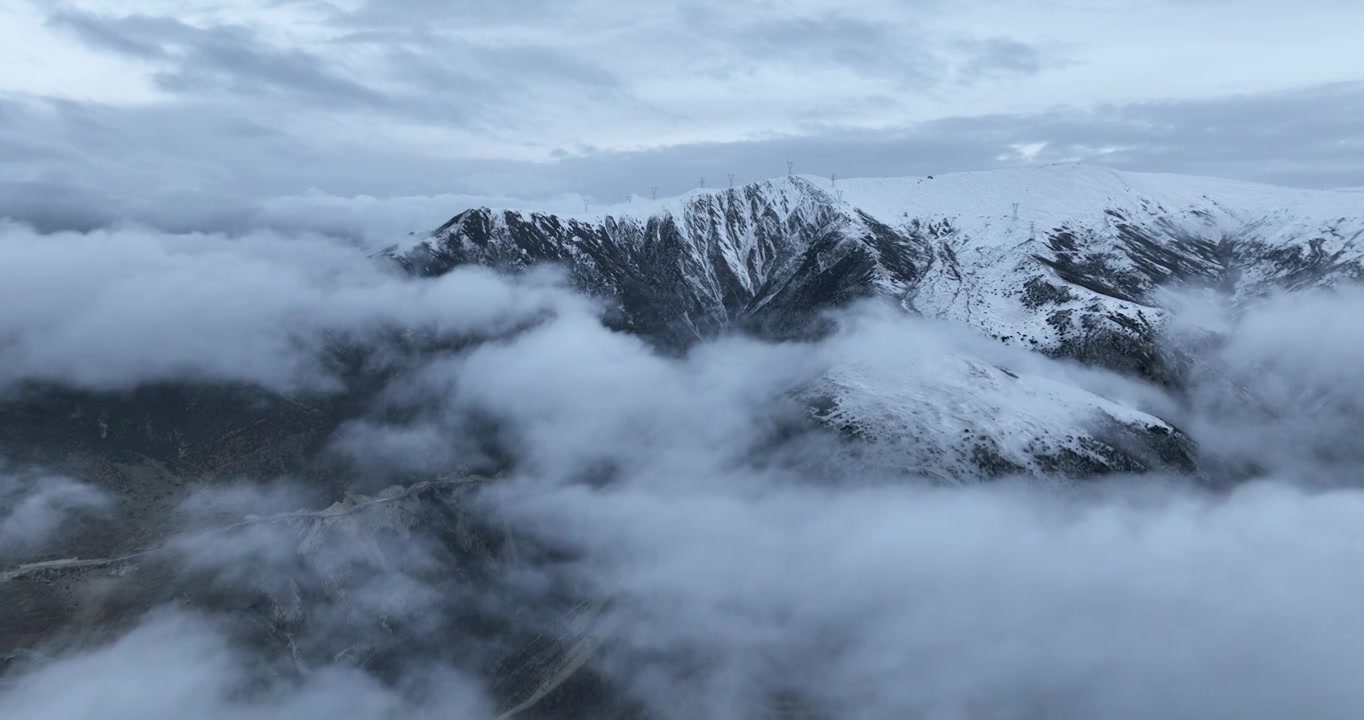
[
  {"x1": 439, "y1": 285, "x2": 1364, "y2": 718},
  {"x1": 3, "y1": 216, "x2": 1364, "y2": 716},
  {"x1": 0, "y1": 221, "x2": 588, "y2": 392},
  {"x1": 1, "y1": 467, "x2": 504, "y2": 715},
  {"x1": 493, "y1": 478, "x2": 1364, "y2": 718},
  {"x1": 3, "y1": 79, "x2": 1362, "y2": 240},
  {"x1": 0, "y1": 610, "x2": 493, "y2": 720},
  {"x1": 529, "y1": 80, "x2": 1364, "y2": 201},
  {"x1": 1177, "y1": 288, "x2": 1364, "y2": 485},
  {"x1": 1, "y1": 0, "x2": 1359, "y2": 241}
]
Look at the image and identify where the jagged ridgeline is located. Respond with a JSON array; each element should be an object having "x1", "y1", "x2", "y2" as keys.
[{"x1": 391, "y1": 166, "x2": 1364, "y2": 386}]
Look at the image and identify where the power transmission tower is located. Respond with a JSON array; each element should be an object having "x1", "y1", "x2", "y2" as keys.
[
  {"x1": 650, "y1": 186, "x2": 658, "y2": 200},
  {"x1": 787, "y1": 161, "x2": 794, "y2": 176},
  {"x1": 728, "y1": 173, "x2": 735, "y2": 188},
  {"x1": 699, "y1": 177, "x2": 706, "y2": 189},
  {"x1": 831, "y1": 173, "x2": 837, "y2": 187}
]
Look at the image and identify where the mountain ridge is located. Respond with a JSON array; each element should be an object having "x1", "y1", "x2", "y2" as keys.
[{"x1": 393, "y1": 164, "x2": 1364, "y2": 385}]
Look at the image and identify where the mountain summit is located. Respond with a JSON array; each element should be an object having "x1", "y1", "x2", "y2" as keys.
[{"x1": 395, "y1": 164, "x2": 1364, "y2": 385}]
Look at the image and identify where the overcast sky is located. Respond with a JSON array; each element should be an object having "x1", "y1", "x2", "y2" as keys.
[{"x1": 2, "y1": 0, "x2": 1362, "y2": 233}]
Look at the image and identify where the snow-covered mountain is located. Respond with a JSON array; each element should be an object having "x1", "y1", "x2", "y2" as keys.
[
  {"x1": 805, "y1": 352, "x2": 1195, "y2": 483},
  {"x1": 390, "y1": 165, "x2": 1362, "y2": 479},
  {"x1": 8, "y1": 166, "x2": 1362, "y2": 719},
  {"x1": 395, "y1": 164, "x2": 1364, "y2": 387}
]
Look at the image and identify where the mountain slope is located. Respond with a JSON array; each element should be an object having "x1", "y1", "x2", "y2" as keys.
[
  {"x1": 388, "y1": 165, "x2": 1363, "y2": 480},
  {"x1": 395, "y1": 177, "x2": 925, "y2": 346},
  {"x1": 395, "y1": 165, "x2": 1364, "y2": 385},
  {"x1": 805, "y1": 353, "x2": 1195, "y2": 482}
]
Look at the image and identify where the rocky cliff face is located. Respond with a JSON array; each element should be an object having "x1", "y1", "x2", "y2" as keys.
[{"x1": 395, "y1": 178, "x2": 918, "y2": 347}]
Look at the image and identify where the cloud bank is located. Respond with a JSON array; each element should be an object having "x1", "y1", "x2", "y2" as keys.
[
  {"x1": 2, "y1": 219, "x2": 1364, "y2": 718},
  {"x1": 4, "y1": 80, "x2": 1363, "y2": 238},
  {"x1": 0, "y1": 221, "x2": 589, "y2": 392}
]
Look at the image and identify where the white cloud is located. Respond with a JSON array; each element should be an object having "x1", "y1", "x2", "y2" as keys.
[
  {"x1": 0, "y1": 610, "x2": 493, "y2": 720},
  {"x1": 302, "y1": 270, "x2": 1364, "y2": 717},
  {"x1": 3, "y1": 220, "x2": 1364, "y2": 716},
  {"x1": 0, "y1": 470, "x2": 109, "y2": 556},
  {"x1": 0, "y1": 221, "x2": 590, "y2": 392},
  {"x1": 0, "y1": 0, "x2": 1358, "y2": 227},
  {"x1": 438, "y1": 292, "x2": 1364, "y2": 718},
  {"x1": 491, "y1": 476, "x2": 1364, "y2": 718}
]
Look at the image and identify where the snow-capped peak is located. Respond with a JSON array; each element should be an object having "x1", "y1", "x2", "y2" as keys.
[{"x1": 398, "y1": 164, "x2": 1363, "y2": 386}]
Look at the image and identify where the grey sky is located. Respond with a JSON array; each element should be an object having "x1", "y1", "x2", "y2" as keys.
[{"x1": 1, "y1": 0, "x2": 1362, "y2": 234}]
